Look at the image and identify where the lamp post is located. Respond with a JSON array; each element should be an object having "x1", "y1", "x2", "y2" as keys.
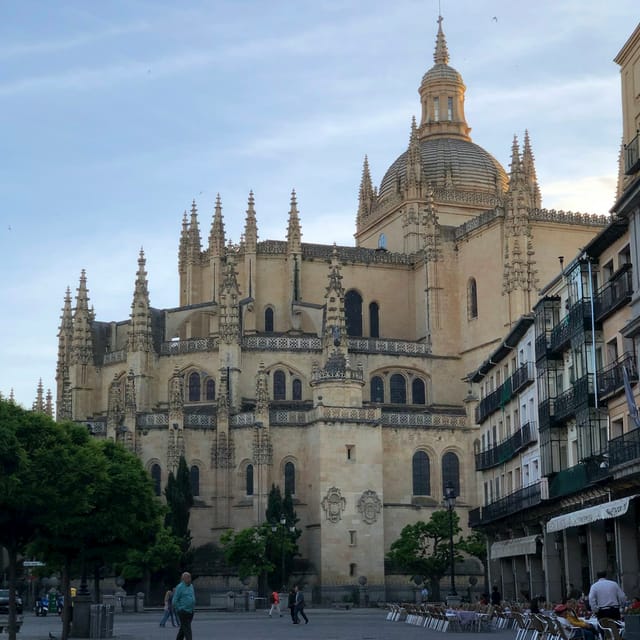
[
  {"x1": 443, "y1": 481, "x2": 458, "y2": 600},
  {"x1": 271, "y1": 514, "x2": 295, "y2": 590}
]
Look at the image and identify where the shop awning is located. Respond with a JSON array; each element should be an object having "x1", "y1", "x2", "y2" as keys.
[
  {"x1": 546, "y1": 495, "x2": 638, "y2": 533},
  {"x1": 490, "y1": 535, "x2": 540, "y2": 559}
]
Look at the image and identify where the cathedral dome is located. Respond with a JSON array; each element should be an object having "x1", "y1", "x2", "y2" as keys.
[
  {"x1": 377, "y1": 137, "x2": 508, "y2": 201},
  {"x1": 421, "y1": 63, "x2": 462, "y2": 84}
]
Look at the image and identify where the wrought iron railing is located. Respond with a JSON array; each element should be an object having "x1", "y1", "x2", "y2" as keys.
[
  {"x1": 549, "y1": 301, "x2": 591, "y2": 355},
  {"x1": 594, "y1": 264, "x2": 633, "y2": 322},
  {"x1": 475, "y1": 421, "x2": 537, "y2": 470},
  {"x1": 609, "y1": 428, "x2": 640, "y2": 467},
  {"x1": 548, "y1": 459, "x2": 610, "y2": 499},
  {"x1": 624, "y1": 131, "x2": 640, "y2": 175},
  {"x1": 598, "y1": 353, "x2": 638, "y2": 400},
  {"x1": 468, "y1": 482, "x2": 542, "y2": 527}
]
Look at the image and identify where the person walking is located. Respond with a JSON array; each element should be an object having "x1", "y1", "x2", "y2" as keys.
[
  {"x1": 159, "y1": 587, "x2": 177, "y2": 627},
  {"x1": 268, "y1": 589, "x2": 282, "y2": 617},
  {"x1": 172, "y1": 572, "x2": 195, "y2": 640},
  {"x1": 491, "y1": 585, "x2": 502, "y2": 606},
  {"x1": 288, "y1": 587, "x2": 297, "y2": 623},
  {"x1": 588, "y1": 570, "x2": 626, "y2": 620},
  {"x1": 294, "y1": 585, "x2": 308, "y2": 624}
]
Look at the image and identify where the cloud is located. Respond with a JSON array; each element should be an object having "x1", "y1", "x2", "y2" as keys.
[
  {"x1": 0, "y1": 21, "x2": 151, "y2": 59},
  {"x1": 543, "y1": 174, "x2": 618, "y2": 215}
]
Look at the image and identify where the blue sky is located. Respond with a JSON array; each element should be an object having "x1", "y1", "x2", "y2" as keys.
[{"x1": 1, "y1": 1, "x2": 638, "y2": 408}]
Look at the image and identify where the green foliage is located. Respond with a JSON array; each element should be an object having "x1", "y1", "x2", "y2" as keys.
[
  {"x1": 264, "y1": 485, "x2": 300, "y2": 589},
  {"x1": 221, "y1": 525, "x2": 275, "y2": 581},
  {"x1": 386, "y1": 510, "x2": 463, "y2": 597},
  {"x1": 164, "y1": 456, "x2": 193, "y2": 556},
  {"x1": 118, "y1": 527, "x2": 183, "y2": 582},
  {"x1": 459, "y1": 530, "x2": 487, "y2": 563}
]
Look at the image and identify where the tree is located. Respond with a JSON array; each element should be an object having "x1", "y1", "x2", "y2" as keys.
[
  {"x1": 220, "y1": 525, "x2": 275, "y2": 583},
  {"x1": 264, "y1": 485, "x2": 300, "y2": 590},
  {"x1": 164, "y1": 456, "x2": 193, "y2": 564},
  {"x1": 386, "y1": 510, "x2": 463, "y2": 601},
  {"x1": 118, "y1": 527, "x2": 183, "y2": 600}
]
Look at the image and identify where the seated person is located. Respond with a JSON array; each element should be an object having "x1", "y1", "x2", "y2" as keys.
[{"x1": 554, "y1": 603, "x2": 596, "y2": 640}]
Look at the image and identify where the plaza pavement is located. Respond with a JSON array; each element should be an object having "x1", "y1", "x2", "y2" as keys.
[{"x1": 13, "y1": 608, "x2": 514, "y2": 640}]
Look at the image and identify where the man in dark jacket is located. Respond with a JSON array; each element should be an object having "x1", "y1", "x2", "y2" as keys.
[{"x1": 294, "y1": 585, "x2": 308, "y2": 624}]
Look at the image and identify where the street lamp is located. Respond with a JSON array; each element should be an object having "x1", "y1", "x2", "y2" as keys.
[
  {"x1": 443, "y1": 481, "x2": 458, "y2": 599},
  {"x1": 271, "y1": 514, "x2": 295, "y2": 590}
]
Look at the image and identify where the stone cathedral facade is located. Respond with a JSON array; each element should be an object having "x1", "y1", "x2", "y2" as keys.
[{"x1": 55, "y1": 20, "x2": 609, "y2": 600}]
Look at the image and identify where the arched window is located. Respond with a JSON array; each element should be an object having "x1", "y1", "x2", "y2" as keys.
[
  {"x1": 442, "y1": 452, "x2": 460, "y2": 497},
  {"x1": 205, "y1": 379, "x2": 215, "y2": 401},
  {"x1": 390, "y1": 373, "x2": 406, "y2": 404},
  {"x1": 285, "y1": 461, "x2": 295, "y2": 495},
  {"x1": 412, "y1": 378, "x2": 426, "y2": 405},
  {"x1": 292, "y1": 378, "x2": 302, "y2": 401},
  {"x1": 151, "y1": 464, "x2": 161, "y2": 497},
  {"x1": 265, "y1": 307, "x2": 274, "y2": 332},
  {"x1": 345, "y1": 289, "x2": 363, "y2": 337},
  {"x1": 273, "y1": 370, "x2": 286, "y2": 401},
  {"x1": 188, "y1": 372, "x2": 201, "y2": 402},
  {"x1": 378, "y1": 233, "x2": 386, "y2": 249},
  {"x1": 190, "y1": 465, "x2": 200, "y2": 497},
  {"x1": 370, "y1": 376, "x2": 384, "y2": 403},
  {"x1": 467, "y1": 278, "x2": 478, "y2": 320},
  {"x1": 246, "y1": 464, "x2": 254, "y2": 496},
  {"x1": 369, "y1": 302, "x2": 379, "y2": 338},
  {"x1": 412, "y1": 451, "x2": 430, "y2": 495}
]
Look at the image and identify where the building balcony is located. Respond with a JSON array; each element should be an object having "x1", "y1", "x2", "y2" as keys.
[
  {"x1": 598, "y1": 352, "x2": 638, "y2": 401},
  {"x1": 475, "y1": 421, "x2": 537, "y2": 470},
  {"x1": 538, "y1": 397, "x2": 556, "y2": 431},
  {"x1": 547, "y1": 459, "x2": 611, "y2": 499},
  {"x1": 609, "y1": 427, "x2": 640, "y2": 467},
  {"x1": 548, "y1": 301, "x2": 592, "y2": 355},
  {"x1": 468, "y1": 482, "x2": 542, "y2": 527},
  {"x1": 594, "y1": 264, "x2": 633, "y2": 323},
  {"x1": 625, "y1": 131, "x2": 640, "y2": 175},
  {"x1": 511, "y1": 362, "x2": 535, "y2": 394},
  {"x1": 554, "y1": 374, "x2": 594, "y2": 421}
]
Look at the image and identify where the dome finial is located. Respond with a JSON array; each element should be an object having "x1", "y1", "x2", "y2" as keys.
[{"x1": 434, "y1": 15, "x2": 449, "y2": 65}]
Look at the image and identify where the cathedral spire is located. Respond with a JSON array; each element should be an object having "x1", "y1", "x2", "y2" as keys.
[
  {"x1": 322, "y1": 245, "x2": 347, "y2": 359},
  {"x1": 209, "y1": 194, "x2": 226, "y2": 257},
  {"x1": 406, "y1": 116, "x2": 423, "y2": 198},
  {"x1": 522, "y1": 130, "x2": 541, "y2": 208},
  {"x1": 243, "y1": 191, "x2": 258, "y2": 253},
  {"x1": 71, "y1": 270, "x2": 94, "y2": 365},
  {"x1": 509, "y1": 135, "x2": 524, "y2": 184},
  {"x1": 178, "y1": 210, "x2": 189, "y2": 272},
  {"x1": 33, "y1": 379, "x2": 45, "y2": 413},
  {"x1": 357, "y1": 155, "x2": 376, "y2": 227},
  {"x1": 187, "y1": 200, "x2": 202, "y2": 263},
  {"x1": 128, "y1": 248, "x2": 153, "y2": 353},
  {"x1": 57, "y1": 286, "x2": 73, "y2": 379},
  {"x1": 434, "y1": 15, "x2": 449, "y2": 65},
  {"x1": 286, "y1": 190, "x2": 302, "y2": 253}
]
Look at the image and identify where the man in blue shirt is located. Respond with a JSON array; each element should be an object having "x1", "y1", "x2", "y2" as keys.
[{"x1": 172, "y1": 572, "x2": 195, "y2": 640}]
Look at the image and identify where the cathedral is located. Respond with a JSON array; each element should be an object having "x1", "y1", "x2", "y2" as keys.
[{"x1": 54, "y1": 19, "x2": 609, "y2": 601}]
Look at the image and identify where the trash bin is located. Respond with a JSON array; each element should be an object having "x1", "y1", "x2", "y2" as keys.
[
  {"x1": 135, "y1": 592, "x2": 144, "y2": 612},
  {"x1": 226, "y1": 591, "x2": 235, "y2": 612},
  {"x1": 89, "y1": 604, "x2": 114, "y2": 639}
]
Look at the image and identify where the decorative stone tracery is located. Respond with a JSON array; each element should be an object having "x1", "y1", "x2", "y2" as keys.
[
  {"x1": 321, "y1": 487, "x2": 346, "y2": 523},
  {"x1": 357, "y1": 489, "x2": 382, "y2": 524}
]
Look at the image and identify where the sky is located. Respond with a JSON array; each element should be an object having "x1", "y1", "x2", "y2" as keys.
[{"x1": 1, "y1": 0, "x2": 638, "y2": 409}]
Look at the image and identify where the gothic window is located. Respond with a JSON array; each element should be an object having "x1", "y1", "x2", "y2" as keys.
[
  {"x1": 412, "y1": 451, "x2": 430, "y2": 495},
  {"x1": 370, "y1": 376, "x2": 384, "y2": 403},
  {"x1": 369, "y1": 302, "x2": 379, "y2": 338},
  {"x1": 345, "y1": 289, "x2": 363, "y2": 337},
  {"x1": 265, "y1": 307, "x2": 274, "y2": 332},
  {"x1": 188, "y1": 372, "x2": 201, "y2": 402},
  {"x1": 433, "y1": 96, "x2": 440, "y2": 122},
  {"x1": 151, "y1": 464, "x2": 161, "y2": 497},
  {"x1": 205, "y1": 379, "x2": 215, "y2": 401},
  {"x1": 390, "y1": 373, "x2": 407, "y2": 404},
  {"x1": 442, "y1": 452, "x2": 460, "y2": 496},
  {"x1": 273, "y1": 369, "x2": 286, "y2": 401},
  {"x1": 467, "y1": 278, "x2": 478, "y2": 320},
  {"x1": 190, "y1": 465, "x2": 200, "y2": 497},
  {"x1": 285, "y1": 461, "x2": 296, "y2": 495},
  {"x1": 292, "y1": 378, "x2": 302, "y2": 401},
  {"x1": 246, "y1": 464, "x2": 254, "y2": 496},
  {"x1": 378, "y1": 234, "x2": 387, "y2": 249},
  {"x1": 412, "y1": 378, "x2": 426, "y2": 405}
]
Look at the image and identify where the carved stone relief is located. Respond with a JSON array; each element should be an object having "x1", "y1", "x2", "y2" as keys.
[{"x1": 321, "y1": 487, "x2": 346, "y2": 523}]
